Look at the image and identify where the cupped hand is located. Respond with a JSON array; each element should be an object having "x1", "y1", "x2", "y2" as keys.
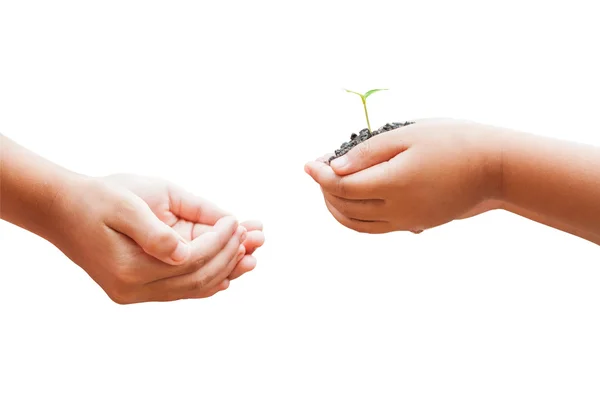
[
  {"x1": 304, "y1": 119, "x2": 504, "y2": 233},
  {"x1": 49, "y1": 174, "x2": 264, "y2": 304},
  {"x1": 103, "y1": 174, "x2": 265, "y2": 280}
]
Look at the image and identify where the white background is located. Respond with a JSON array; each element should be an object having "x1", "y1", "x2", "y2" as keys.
[{"x1": 1, "y1": 0, "x2": 599, "y2": 398}]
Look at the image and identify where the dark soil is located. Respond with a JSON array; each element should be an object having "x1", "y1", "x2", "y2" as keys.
[{"x1": 327, "y1": 121, "x2": 415, "y2": 164}]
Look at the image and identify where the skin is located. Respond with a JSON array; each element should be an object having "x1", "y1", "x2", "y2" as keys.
[
  {"x1": 0, "y1": 135, "x2": 265, "y2": 303},
  {"x1": 305, "y1": 118, "x2": 600, "y2": 246}
]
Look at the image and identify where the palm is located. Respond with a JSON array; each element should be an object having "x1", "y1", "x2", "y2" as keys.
[
  {"x1": 147, "y1": 198, "x2": 214, "y2": 243},
  {"x1": 103, "y1": 174, "x2": 204, "y2": 239},
  {"x1": 103, "y1": 174, "x2": 263, "y2": 254},
  {"x1": 128, "y1": 183, "x2": 214, "y2": 242}
]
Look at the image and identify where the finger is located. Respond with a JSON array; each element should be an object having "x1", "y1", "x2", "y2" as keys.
[
  {"x1": 242, "y1": 230, "x2": 265, "y2": 255},
  {"x1": 192, "y1": 279, "x2": 231, "y2": 299},
  {"x1": 145, "y1": 226, "x2": 245, "y2": 300},
  {"x1": 161, "y1": 278, "x2": 231, "y2": 301},
  {"x1": 191, "y1": 219, "x2": 263, "y2": 240},
  {"x1": 324, "y1": 199, "x2": 391, "y2": 234},
  {"x1": 322, "y1": 191, "x2": 386, "y2": 222},
  {"x1": 329, "y1": 127, "x2": 412, "y2": 176},
  {"x1": 195, "y1": 240, "x2": 246, "y2": 293},
  {"x1": 192, "y1": 223, "x2": 216, "y2": 239},
  {"x1": 228, "y1": 255, "x2": 257, "y2": 281},
  {"x1": 139, "y1": 279, "x2": 230, "y2": 302},
  {"x1": 185, "y1": 216, "x2": 240, "y2": 270},
  {"x1": 106, "y1": 194, "x2": 191, "y2": 266},
  {"x1": 193, "y1": 223, "x2": 265, "y2": 254},
  {"x1": 305, "y1": 161, "x2": 384, "y2": 200},
  {"x1": 187, "y1": 241, "x2": 245, "y2": 298},
  {"x1": 124, "y1": 216, "x2": 241, "y2": 283},
  {"x1": 169, "y1": 186, "x2": 231, "y2": 225},
  {"x1": 316, "y1": 153, "x2": 335, "y2": 163},
  {"x1": 241, "y1": 220, "x2": 263, "y2": 232}
]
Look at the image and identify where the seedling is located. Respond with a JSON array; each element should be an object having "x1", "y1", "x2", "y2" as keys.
[
  {"x1": 344, "y1": 88, "x2": 388, "y2": 133},
  {"x1": 325, "y1": 88, "x2": 415, "y2": 164}
]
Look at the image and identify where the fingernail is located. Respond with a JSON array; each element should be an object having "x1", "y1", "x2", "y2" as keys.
[
  {"x1": 330, "y1": 156, "x2": 348, "y2": 170},
  {"x1": 237, "y1": 244, "x2": 246, "y2": 258},
  {"x1": 171, "y1": 241, "x2": 190, "y2": 262},
  {"x1": 239, "y1": 227, "x2": 247, "y2": 243}
]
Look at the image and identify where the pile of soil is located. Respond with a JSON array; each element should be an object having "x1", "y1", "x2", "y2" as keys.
[{"x1": 327, "y1": 121, "x2": 415, "y2": 164}]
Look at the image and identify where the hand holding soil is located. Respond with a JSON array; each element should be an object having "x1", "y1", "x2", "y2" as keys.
[
  {"x1": 305, "y1": 119, "x2": 504, "y2": 233},
  {"x1": 305, "y1": 118, "x2": 600, "y2": 245}
]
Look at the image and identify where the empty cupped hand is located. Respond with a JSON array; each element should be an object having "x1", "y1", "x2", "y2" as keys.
[{"x1": 49, "y1": 174, "x2": 264, "y2": 304}]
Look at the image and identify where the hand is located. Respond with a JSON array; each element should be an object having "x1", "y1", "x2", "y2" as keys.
[
  {"x1": 103, "y1": 174, "x2": 265, "y2": 280},
  {"x1": 48, "y1": 174, "x2": 263, "y2": 304},
  {"x1": 304, "y1": 119, "x2": 504, "y2": 234}
]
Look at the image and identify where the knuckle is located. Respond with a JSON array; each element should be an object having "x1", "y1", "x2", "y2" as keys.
[
  {"x1": 189, "y1": 253, "x2": 209, "y2": 270},
  {"x1": 117, "y1": 195, "x2": 139, "y2": 213},
  {"x1": 354, "y1": 140, "x2": 372, "y2": 159},
  {"x1": 144, "y1": 228, "x2": 173, "y2": 252},
  {"x1": 190, "y1": 272, "x2": 212, "y2": 293},
  {"x1": 334, "y1": 178, "x2": 348, "y2": 197},
  {"x1": 113, "y1": 196, "x2": 139, "y2": 221},
  {"x1": 113, "y1": 261, "x2": 139, "y2": 285}
]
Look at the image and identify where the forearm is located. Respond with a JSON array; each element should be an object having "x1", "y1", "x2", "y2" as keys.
[
  {"x1": 499, "y1": 130, "x2": 600, "y2": 242},
  {"x1": 499, "y1": 201, "x2": 600, "y2": 246},
  {"x1": 0, "y1": 134, "x2": 82, "y2": 241}
]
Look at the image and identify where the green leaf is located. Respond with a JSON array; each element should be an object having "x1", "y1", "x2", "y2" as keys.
[
  {"x1": 363, "y1": 88, "x2": 388, "y2": 99},
  {"x1": 344, "y1": 89, "x2": 365, "y2": 100}
]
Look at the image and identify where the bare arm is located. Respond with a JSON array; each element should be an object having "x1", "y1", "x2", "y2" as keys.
[
  {"x1": 499, "y1": 202, "x2": 600, "y2": 246},
  {"x1": 0, "y1": 134, "x2": 82, "y2": 241},
  {"x1": 310, "y1": 118, "x2": 600, "y2": 243},
  {"x1": 1, "y1": 134, "x2": 258, "y2": 303},
  {"x1": 500, "y1": 130, "x2": 600, "y2": 244}
]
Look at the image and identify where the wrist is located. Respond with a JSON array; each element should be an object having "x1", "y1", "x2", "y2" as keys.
[
  {"x1": 0, "y1": 136, "x2": 92, "y2": 243},
  {"x1": 473, "y1": 123, "x2": 509, "y2": 202},
  {"x1": 41, "y1": 170, "x2": 93, "y2": 244}
]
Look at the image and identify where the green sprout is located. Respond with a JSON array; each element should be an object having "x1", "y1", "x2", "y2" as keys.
[{"x1": 344, "y1": 88, "x2": 388, "y2": 132}]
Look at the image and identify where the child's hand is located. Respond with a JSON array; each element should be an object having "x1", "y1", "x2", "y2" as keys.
[
  {"x1": 48, "y1": 174, "x2": 262, "y2": 304},
  {"x1": 304, "y1": 119, "x2": 504, "y2": 233},
  {"x1": 103, "y1": 174, "x2": 265, "y2": 282}
]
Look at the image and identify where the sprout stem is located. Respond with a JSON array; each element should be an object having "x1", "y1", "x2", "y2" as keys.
[{"x1": 362, "y1": 97, "x2": 372, "y2": 132}]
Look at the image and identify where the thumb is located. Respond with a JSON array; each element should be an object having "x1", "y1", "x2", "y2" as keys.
[
  {"x1": 329, "y1": 130, "x2": 410, "y2": 176},
  {"x1": 107, "y1": 195, "x2": 190, "y2": 266}
]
